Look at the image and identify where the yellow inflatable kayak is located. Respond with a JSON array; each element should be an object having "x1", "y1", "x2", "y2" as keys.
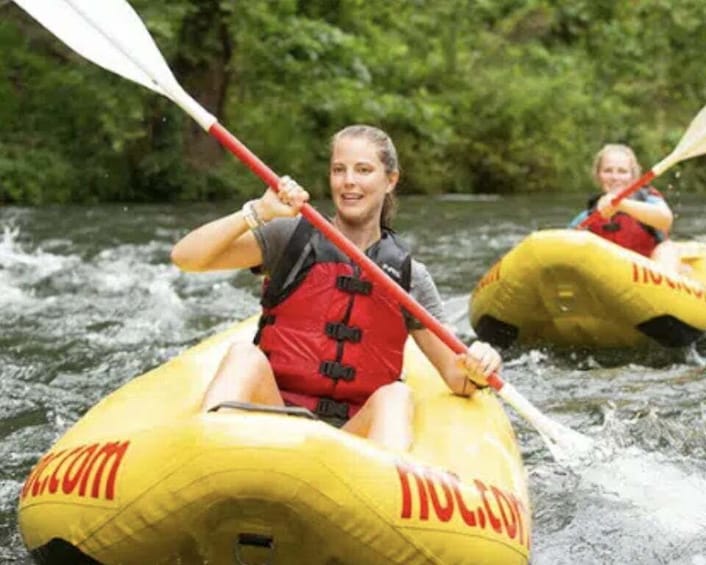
[
  {"x1": 19, "y1": 316, "x2": 530, "y2": 565},
  {"x1": 471, "y1": 229, "x2": 706, "y2": 348}
]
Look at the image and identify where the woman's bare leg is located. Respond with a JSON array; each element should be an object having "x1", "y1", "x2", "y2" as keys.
[
  {"x1": 343, "y1": 381, "x2": 414, "y2": 451},
  {"x1": 201, "y1": 341, "x2": 284, "y2": 412},
  {"x1": 651, "y1": 240, "x2": 685, "y2": 274}
]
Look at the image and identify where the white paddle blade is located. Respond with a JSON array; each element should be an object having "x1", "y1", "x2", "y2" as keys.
[
  {"x1": 499, "y1": 383, "x2": 596, "y2": 464},
  {"x1": 13, "y1": 0, "x2": 174, "y2": 94},
  {"x1": 653, "y1": 104, "x2": 706, "y2": 175}
]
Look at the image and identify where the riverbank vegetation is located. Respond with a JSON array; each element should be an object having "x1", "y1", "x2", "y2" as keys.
[{"x1": 1, "y1": 0, "x2": 705, "y2": 204}]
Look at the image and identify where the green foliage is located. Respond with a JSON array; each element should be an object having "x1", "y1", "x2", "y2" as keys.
[{"x1": 2, "y1": 0, "x2": 706, "y2": 204}]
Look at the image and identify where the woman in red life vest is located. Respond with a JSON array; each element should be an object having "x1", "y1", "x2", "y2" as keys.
[
  {"x1": 569, "y1": 143, "x2": 682, "y2": 271},
  {"x1": 171, "y1": 125, "x2": 501, "y2": 452}
]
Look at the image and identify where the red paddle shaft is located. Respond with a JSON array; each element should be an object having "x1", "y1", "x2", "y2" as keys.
[
  {"x1": 208, "y1": 123, "x2": 504, "y2": 391},
  {"x1": 578, "y1": 169, "x2": 657, "y2": 229}
]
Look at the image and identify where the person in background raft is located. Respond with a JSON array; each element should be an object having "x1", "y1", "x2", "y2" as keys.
[
  {"x1": 569, "y1": 143, "x2": 683, "y2": 272},
  {"x1": 171, "y1": 124, "x2": 501, "y2": 452}
]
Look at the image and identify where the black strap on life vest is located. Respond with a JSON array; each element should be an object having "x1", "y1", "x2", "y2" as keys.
[
  {"x1": 253, "y1": 313, "x2": 276, "y2": 346},
  {"x1": 259, "y1": 217, "x2": 412, "y2": 309},
  {"x1": 260, "y1": 217, "x2": 316, "y2": 309}
]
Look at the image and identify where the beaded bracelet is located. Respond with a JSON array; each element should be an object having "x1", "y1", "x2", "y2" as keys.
[{"x1": 241, "y1": 200, "x2": 265, "y2": 230}]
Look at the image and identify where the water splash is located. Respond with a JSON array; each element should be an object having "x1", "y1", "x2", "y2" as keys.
[
  {"x1": 0, "y1": 224, "x2": 80, "y2": 310},
  {"x1": 544, "y1": 405, "x2": 706, "y2": 540},
  {"x1": 582, "y1": 446, "x2": 706, "y2": 536},
  {"x1": 505, "y1": 348, "x2": 549, "y2": 369},
  {"x1": 0, "y1": 224, "x2": 73, "y2": 274},
  {"x1": 686, "y1": 343, "x2": 706, "y2": 367}
]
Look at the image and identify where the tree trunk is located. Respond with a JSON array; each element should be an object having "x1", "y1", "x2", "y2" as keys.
[{"x1": 173, "y1": 0, "x2": 233, "y2": 169}]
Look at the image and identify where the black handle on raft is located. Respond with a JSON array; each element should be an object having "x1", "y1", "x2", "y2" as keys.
[{"x1": 208, "y1": 400, "x2": 318, "y2": 420}]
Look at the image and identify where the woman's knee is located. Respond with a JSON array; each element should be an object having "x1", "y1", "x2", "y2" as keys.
[
  {"x1": 362, "y1": 382, "x2": 414, "y2": 451},
  {"x1": 202, "y1": 342, "x2": 272, "y2": 411},
  {"x1": 221, "y1": 341, "x2": 270, "y2": 373},
  {"x1": 370, "y1": 381, "x2": 414, "y2": 413}
]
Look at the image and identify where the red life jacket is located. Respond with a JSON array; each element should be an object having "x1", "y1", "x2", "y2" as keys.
[
  {"x1": 254, "y1": 218, "x2": 412, "y2": 420},
  {"x1": 582, "y1": 187, "x2": 665, "y2": 257}
]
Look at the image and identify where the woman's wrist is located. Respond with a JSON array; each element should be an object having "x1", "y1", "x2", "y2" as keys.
[
  {"x1": 241, "y1": 199, "x2": 267, "y2": 230},
  {"x1": 252, "y1": 198, "x2": 272, "y2": 222}
]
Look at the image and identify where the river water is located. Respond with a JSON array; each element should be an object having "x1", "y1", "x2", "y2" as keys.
[{"x1": 1, "y1": 193, "x2": 705, "y2": 564}]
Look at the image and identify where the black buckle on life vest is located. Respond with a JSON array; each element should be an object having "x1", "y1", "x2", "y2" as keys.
[
  {"x1": 320, "y1": 360, "x2": 356, "y2": 381},
  {"x1": 602, "y1": 221, "x2": 620, "y2": 232},
  {"x1": 325, "y1": 322, "x2": 362, "y2": 343},
  {"x1": 336, "y1": 275, "x2": 372, "y2": 295},
  {"x1": 314, "y1": 397, "x2": 350, "y2": 420}
]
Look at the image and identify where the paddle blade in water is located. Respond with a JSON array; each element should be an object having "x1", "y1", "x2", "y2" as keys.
[
  {"x1": 653, "y1": 104, "x2": 706, "y2": 175},
  {"x1": 499, "y1": 383, "x2": 596, "y2": 464}
]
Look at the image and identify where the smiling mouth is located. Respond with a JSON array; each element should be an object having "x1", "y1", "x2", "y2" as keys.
[{"x1": 341, "y1": 194, "x2": 363, "y2": 201}]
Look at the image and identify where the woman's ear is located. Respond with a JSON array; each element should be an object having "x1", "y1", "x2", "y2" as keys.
[{"x1": 387, "y1": 171, "x2": 400, "y2": 193}]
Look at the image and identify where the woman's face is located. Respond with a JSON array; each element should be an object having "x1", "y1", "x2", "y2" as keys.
[
  {"x1": 596, "y1": 150, "x2": 636, "y2": 193},
  {"x1": 329, "y1": 136, "x2": 397, "y2": 227}
]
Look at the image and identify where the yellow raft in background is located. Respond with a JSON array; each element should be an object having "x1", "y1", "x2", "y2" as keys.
[
  {"x1": 471, "y1": 229, "x2": 706, "y2": 348},
  {"x1": 19, "y1": 316, "x2": 530, "y2": 565}
]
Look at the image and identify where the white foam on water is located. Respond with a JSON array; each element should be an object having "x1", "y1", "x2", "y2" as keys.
[
  {"x1": 93, "y1": 269, "x2": 136, "y2": 293},
  {"x1": 0, "y1": 225, "x2": 72, "y2": 274},
  {"x1": 0, "y1": 225, "x2": 27, "y2": 265},
  {"x1": 0, "y1": 278, "x2": 26, "y2": 306},
  {"x1": 504, "y1": 348, "x2": 549, "y2": 369},
  {"x1": 0, "y1": 223, "x2": 82, "y2": 311},
  {"x1": 0, "y1": 225, "x2": 72, "y2": 309},
  {"x1": 580, "y1": 446, "x2": 706, "y2": 537},
  {"x1": 0, "y1": 479, "x2": 22, "y2": 513},
  {"x1": 686, "y1": 343, "x2": 706, "y2": 367}
]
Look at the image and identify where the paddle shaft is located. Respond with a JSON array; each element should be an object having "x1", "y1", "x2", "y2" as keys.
[
  {"x1": 209, "y1": 123, "x2": 504, "y2": 391},
  {"x1": 577, "y1": 169, "x2": 657, "y2": 229}
]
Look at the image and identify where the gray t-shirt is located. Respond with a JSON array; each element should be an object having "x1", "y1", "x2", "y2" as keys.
[{"x1": 253, "y1": 216, "x2": 446, "y2": 330}]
